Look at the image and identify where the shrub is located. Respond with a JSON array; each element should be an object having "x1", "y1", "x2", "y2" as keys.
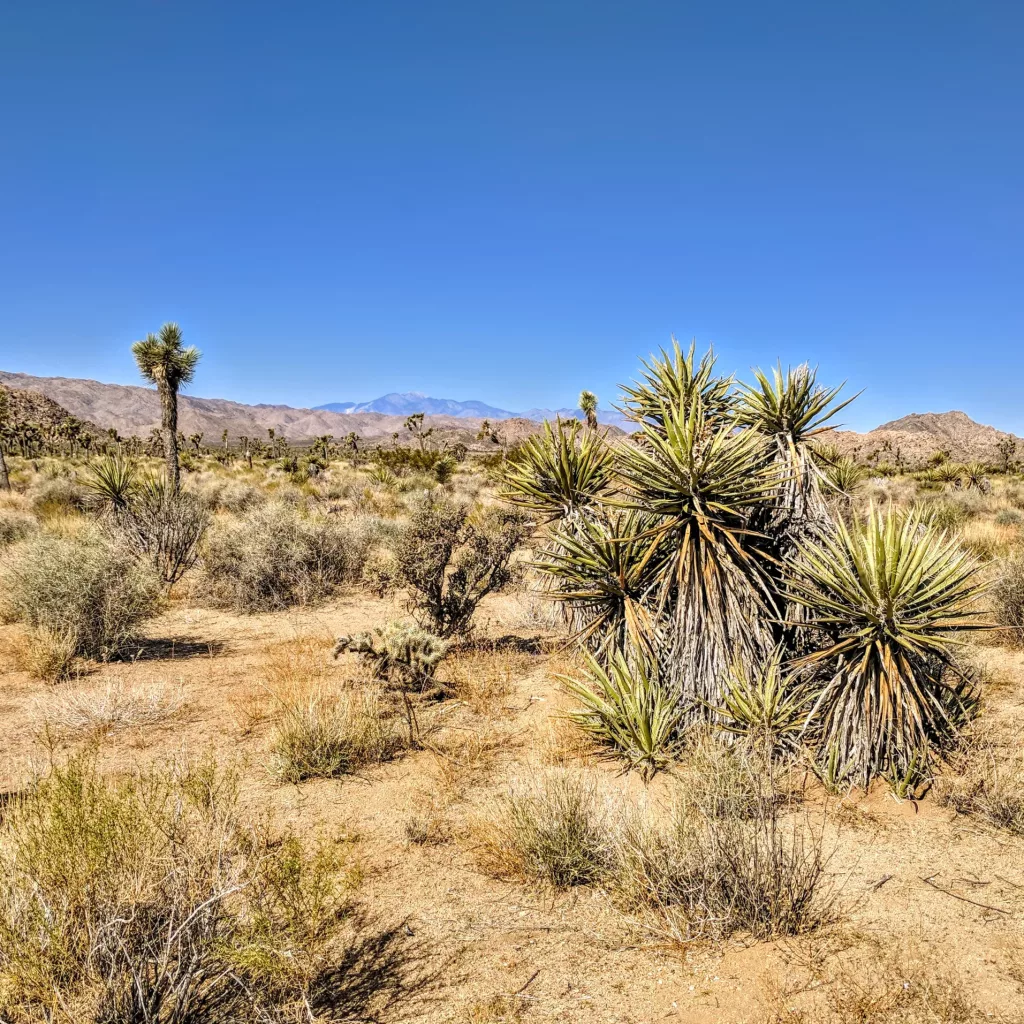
[
  {"x1": 994, "y1": 507, "x2": 1024, "y2": 527},
  {"x1": 0, "y1": 530, "x2": 161, "y2": 677},
  {"x1": 614, "y1": 752, "x2": 832, "y2": 940},
  {"x1": 361, "y1": 547, "x2": 401, "y2": 596},
  {"x1": 203, "y1": 501, "x2": 370, "y2": 612},
  {"x1": 34, "y1": 679, "x2": 186, "y2": 738},
  {"x1": 473, "y1": 771, "x2": 610, "y2": 888},
  {"x1": 115, "y1": 486, "x2": 210, "y2": 586},
  {"x1": 28, "y1": 475, "x2": 89, "y2": 519},
  {"x1": 0, "y1": 757, "x2": 366, "y2": 1021},
  {"x1": 0, "y1": 508, "x2": 37, "y2": 547},
  {"x1": 396, "y1": 494, "x2": 533, "y2": 637},
  {"x1": 936, "y1": 739, "x2": 1024, "y2": 836},
  {"x1": 270, "y1": 686, "x2": 403, "y2": 783},
  {"x1": 993, "y1": 554, "x2": 1024, "y2": 647}
]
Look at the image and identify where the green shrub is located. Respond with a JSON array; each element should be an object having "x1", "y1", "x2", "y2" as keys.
[
  {"x1": 396, "y1": 494, "x2": 533, "y2": 637},
  {"x1": 0, "y1": 757, "x2": 366, "y2": 1021},
  {"x1": 995, "y1": 508, "x2": 1024, "y2": 527},
  {"x1": 0, "y1": 530, "x2": 161, "y2": 676},
  {"x1": 203, "y1": 501, "x2": 370, "y2": 612}
]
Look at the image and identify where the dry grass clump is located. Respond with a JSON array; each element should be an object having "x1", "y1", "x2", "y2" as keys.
[
  {"x1": 958, "y1": 519, "x2": 1017, "y2": 561},
  {"x1": 472, "y1": 770, "x2": 611, "y2": 888},
  {"x1": 0, "y1": 507, "x2": 37, "y2": 547},
  {"x1": 445, "y1": 647, "x2": 533, "y2": 714},
  {"x1": 0, "y1": 529, "x2": 162, "y2": 679},
  {"x1": 203, "y1": 500, "x2": 371, "y2": 612},
  {"x1": 27, "y1": 474, "x2": 89, "y2": 519},
  {"x1": 270, "y1": 685, "x2": 405, "y2": 783},
  {"x1": 614, "y1": 746, "x2": 831, "y2": 941},
  {"x1": 33, "y1": 677, "x2": 186, "y2": 737},
  {"x1": 0, "y1": 756, "x2": 374, "y2": 1023},
  {"x1": 992, "y1": 553, "x2": 1024, "y2": 647},
  {"x1": 934, "y1": 736, "x2": 1024, "y2": 836}
]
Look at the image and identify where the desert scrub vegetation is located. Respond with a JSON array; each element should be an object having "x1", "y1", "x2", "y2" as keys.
[
  {"x1": 270, "y1": 684, "x2": 405, "y2": 783},
  {"x1": 993, "y1": 553, "x2": 1024, "y2": 647},
  {"x1": 33, "y1": 677, "x2": 186, "y2": 738},
  {"x1": 505, "y1": 342, "x2": 991, "y2": 789},
  {"x1": 0, "y1": 756, "x2": 386, "y2": 1022},
  {"x1": 394, "y1": 492, "x2": 533, "y2": 637},
  {"x1": 202, "y1": 500, "x2": 370, "y2": 612},
  {"x1": 0, "y1": 505, "x2": 37, "y2": 546},
  {"x1": 0, "y1": 527, "x2": 162, "y2": 679},
  {"x1": 333, "y1": 619, "x2": 449, "y2": 691}
]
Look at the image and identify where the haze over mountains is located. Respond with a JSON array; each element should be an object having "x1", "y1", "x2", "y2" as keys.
[
  {"x1": 314, "y1": 391, "x2": 631, "y2": 428},
  {"x1": 1, "y1": 368, "x2": 1021, "y2": 465}
]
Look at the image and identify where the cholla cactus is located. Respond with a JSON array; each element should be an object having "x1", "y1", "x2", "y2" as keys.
[{"x1": 333, "y1": 620, "x2": 448, "y2": 688}]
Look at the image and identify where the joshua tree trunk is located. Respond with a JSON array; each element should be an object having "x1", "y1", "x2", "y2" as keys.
[
  {"x1": 0, "y1": 445, "x2": 10, "y2": 491},
  {"x1": 158, "y1": 378, "x2": 180, "y2": 494}
]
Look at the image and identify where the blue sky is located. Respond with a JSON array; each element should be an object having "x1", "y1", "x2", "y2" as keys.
[{"x1": 1, "y1": 1, "x2": 1022, "y2": 432}]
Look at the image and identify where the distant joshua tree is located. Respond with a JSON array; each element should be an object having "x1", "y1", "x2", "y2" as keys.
[
  {"x1": 131, "y1": 322, "x2": 200, "y2": 493},
  {"x1": 0, "y1": 389, "x2": 10, "y2": 490},
  {"x1": 578, "y1": 390, "x2": 599, "y2": 430}
]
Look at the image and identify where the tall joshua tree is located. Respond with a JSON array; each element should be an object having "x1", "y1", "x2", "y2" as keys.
[
  {"x1": 578, "y1": 390, "x2": 599, "y2": 430},
  {"x1": 131, "y1": 322, "x2": 200, "y2": 494}
]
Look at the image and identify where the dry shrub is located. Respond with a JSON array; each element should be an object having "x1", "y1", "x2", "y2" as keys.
[
  {"x1": 614, "y1": 743, "x2": 831, "y2": 941},
  {"x1": 0, "y1": 507, "x2": 37, "y2": 547},
  {"x1": 935, "y1": 736, "x2": 1024, "y2": 836},
  {"x1": 0, "y1": 756, "x2": 374, "y2": 1023},
  {"x1": 536, "y1": 713, "x2": 598, "y2": 767},
  {"x1": 33, "y1": 678, "x2": 186, "y2": 738},
  {"x1": 992, "y1": 553, "x2": 1024, "y2": 647},
  {"x1": 270, "y1": 685, "x2": 405, "y2": 783},
  {"x1": 958, "y1": 519, "x2": 1016, "y2": 561},
  {"x1": 760, "y1": 933, "x2": 990, "y2": 1023},
  {"x1": 472, "y1": 770, "x2": 611, "y2": 888},
  {"x1": 27, "y1": 475, "x2": 88, "y2": 519},
  {"x1": 0, "y1": 530, "x2": 162, "y2": 679},
  {"x1": 203, "y1": 501, "x2": 371, "y2": 612}
]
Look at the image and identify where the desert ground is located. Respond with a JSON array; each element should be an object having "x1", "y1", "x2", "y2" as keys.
[{"x1": 2, "y1": 431, "x2": 1024, "y2": 1023}]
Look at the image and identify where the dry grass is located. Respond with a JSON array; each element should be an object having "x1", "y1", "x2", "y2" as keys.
[
  {"x1": 935, "y1": 734, "x2": 1024, "y2": 836},
  {"x1": 269, "y1": 684, "x2": 405, "y2": 783},
  {"x1": 33, "y1": 677, "x2": 186, "y2": 738},
  {"x1": 759, "y1": 932, "x2": 992, "y2": 1022},
  {"x1": 445, "y1": 648, "x2": 533, "y2": 715}
]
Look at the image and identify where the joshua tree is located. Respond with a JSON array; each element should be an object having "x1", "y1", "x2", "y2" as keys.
[
  {"x1": 131, "y1": 322, "x2": 200, "y2": 493},
  {"x1": 221, "y1": 429, "x2": 229, "y2": 449},
  {"x1": 0, "y1": 389, "x2": 11, "y2": 491},
  {"x1": 578, "y1": 390, "x2": 599, "y2": 430},
  {"x1": 997, "y1": 436, "x2": 1017, "y2": 474},
  {"x1": 404, "y1": 412, "x2": 433, "y2": 451}
]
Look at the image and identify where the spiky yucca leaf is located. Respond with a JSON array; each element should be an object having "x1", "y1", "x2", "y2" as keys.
[
  {"x1": 84, "y1": 456, "x2": 138, "y2": 511},
  {"x1": 787, "y1": 506, "x2": 988, "y2": 785},
  {"x1": 618, "y1": 339, "x2": 734, "y2": 430},
  {"x1": 821, "y1": 457, "x2": 865, "y2": 497},
  {"x1": 932, "y1": 461, "x2": 963, "y2": 485},
  {"x1": 536, "y1": 511, "x2": 664, "y2": 661},
  {"x1": 614, "y1": 398, "x2": 778, "y2": 708},
  {"x1": 735, "y1": 363, "x2": 856, "y2": 445},
  {"x1": 500, "y1": 418, "x2": 613, "y2": 524},
  {"x1": 715, "y1": 647, "x2": 811, "y2": 753},
  {"x1": 561, "y1": 651, "x2": 683, "y2": 778},
  {"x1": 962, "y1": 462, "x2": 990, "y2": 492}
]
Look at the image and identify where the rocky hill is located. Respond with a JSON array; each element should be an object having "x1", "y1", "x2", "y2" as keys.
[
  {"x1": 822, "y1": 411, "x2": 1022, "y2": 467},
  {"x1": 0, "y1": 381, "x2": 104, "y2": 438}
]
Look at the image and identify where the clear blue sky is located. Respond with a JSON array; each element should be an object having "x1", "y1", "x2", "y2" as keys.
[{"x1": 2, "y1": 1, "x2": 1021, "y2": 432}]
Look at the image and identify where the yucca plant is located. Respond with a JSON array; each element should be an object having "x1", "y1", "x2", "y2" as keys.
[
  {"x1": 83, "y1": 455, "x2": 138, "y2": 512},
  {"x1": 821, "y1": 457, "x2": 866, "y2": 499},
  {"x1": 367, "y1": 463, "x2": 397, "y2": 488},
  {"x1": 618, "y1": 339, "x2": 735, "y2": 432},
  {"x1": 501, "y1": 417, "x2": 612, "y2": 524},
  {"x1": 561, "y1": 651, "x2": 683, "y2": 778},
  {"x1": 536, "y1": 510, "x2": 664, "y2": 662},
  {"x1": 962, "y1": 462, "x2": 990, "y2": 492},
  {"x1": 615, "y1": 397, "x2": 778, "y2": 709},
  {"x1": 932, "y1": 461, "x2": 964, "y2": 486},
  {"x1": 715, "y1": 647, "x2": 812, "y2": 754},
  {"x1": 786, "y1": 506, "x2": 988, "y2": 785}
]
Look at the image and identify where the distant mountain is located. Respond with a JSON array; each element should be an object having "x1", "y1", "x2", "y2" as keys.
[
  {"x1": 824, "y1": 410, "x2": 1022, "y2": 466},
  {"x1": 315, "y1": 391, "x2": 632, "y2": 428}
]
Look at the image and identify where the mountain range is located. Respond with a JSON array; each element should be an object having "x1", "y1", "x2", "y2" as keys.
[
  {"x1": 2, "y1": 369, "x2": 1021, "y2": 465},
  {"x1": 314, "y1": 391, "x2": 631, "y2": 428}
]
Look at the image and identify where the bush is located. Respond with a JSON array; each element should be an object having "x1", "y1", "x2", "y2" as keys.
[
  {"x1": 270, "y1": 686, "x2": 404, "y2": 783},
  {"x1": 0, "y1": 508, "x2": 37, "y2": 547},
  {"x1": 28, "y1": 476, "x2": 89, "y2": 518},
  {"x1": 993, "y1": 554, "x2": 1024, "y2": 647},
  {"x1": 333, "y1": 620, "x2": 449, "y2": 690},
  {"x1": 203, "y1": 501, "x2": 370, "y2": 612},
  {"x1": 0, "y1": 757, "x2": 366, "y2": 1021},
  {"x1": 473, "y1": 771, "x2": 610, "y2": 888},
  {"x1": 0, "y1": 530, "x2": 161, "y2": 677},
  {"x1": 994, "y1": 507, "x2": 1024, "y2": 527},
  {"x1": 115, "y1": 486, "x2": 210, "y2": 586},
  {"x1": 936, "y1": 739, "x2": 1024, "y2": 836},
  {"x1": 396, "y1": 494, "x2": 533, "y2": 637},
  {"x1": 614, "y1": 750, "x2": 832, "y2": 940}
]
